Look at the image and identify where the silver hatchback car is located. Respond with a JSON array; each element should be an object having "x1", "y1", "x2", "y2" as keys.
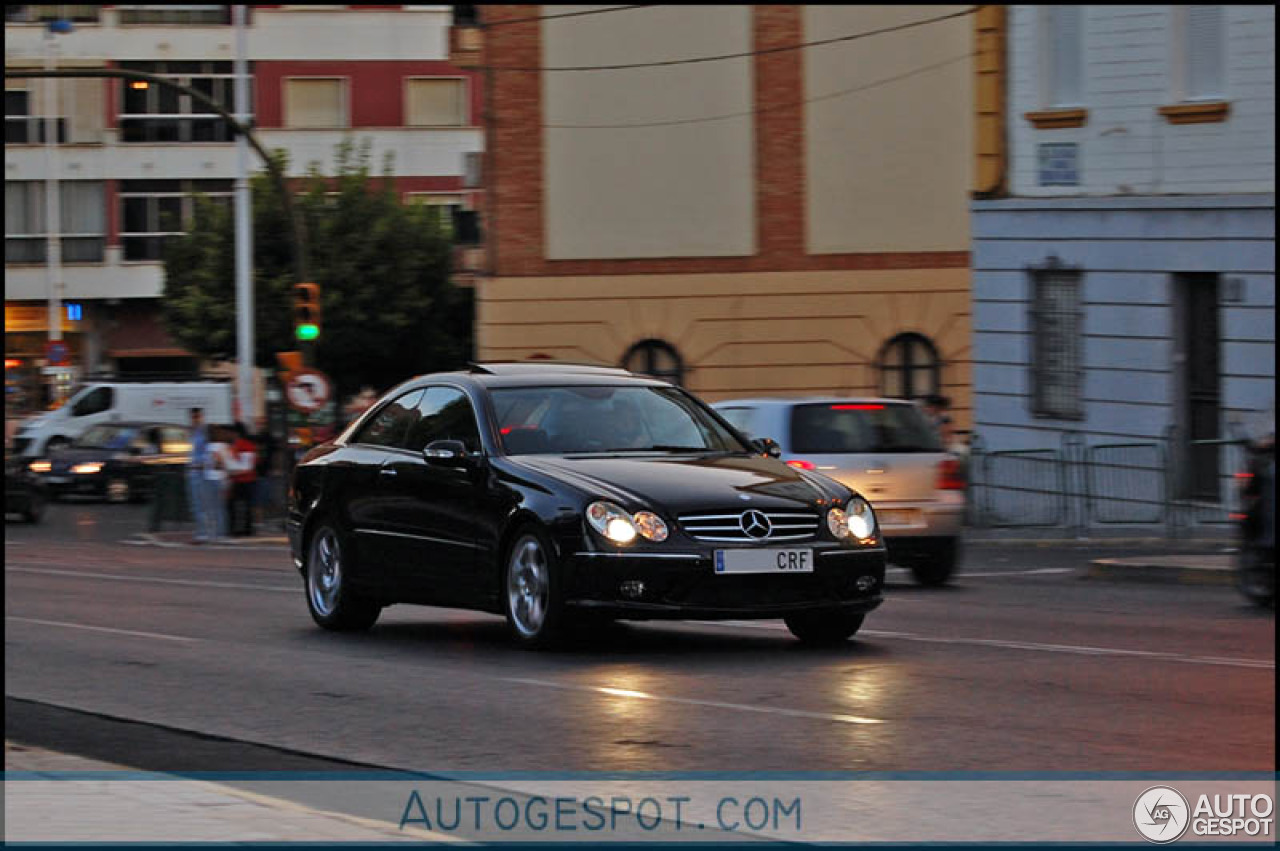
[{"x1": 713, "y1": 398, "x2": 965, "y2": 585}]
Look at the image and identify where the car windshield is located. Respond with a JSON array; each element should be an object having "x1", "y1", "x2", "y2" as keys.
[
  {"x1": 73, "y1": 424, "x2": 136, "y2": 450},
  {"x1": 492, "y1": 385, "x2": 750, "y2": 456},
  {"x1": 790, "y1": 402, "x2": 942, "y2": 454}
]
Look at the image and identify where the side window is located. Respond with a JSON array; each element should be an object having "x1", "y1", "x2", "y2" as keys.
[
  {"x1": 70, "y1": 387, "x2": 114, "y2": 417},
  {"x1": 717, "y1": 406, "x2": 756, "y2": 437},
  {"x1": 351, "y1": 390, "x2": 424, "y2": 449},
  {"x1": 407, "y1": 387, "x2": 482, "y2": 453}
]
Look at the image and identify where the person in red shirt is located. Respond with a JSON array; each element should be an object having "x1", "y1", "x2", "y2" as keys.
[{"x1": 227, "y1": 421, "x2": 258, "y2": 537}]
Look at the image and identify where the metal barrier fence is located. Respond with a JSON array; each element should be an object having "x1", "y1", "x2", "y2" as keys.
[{"x1": 966, "y1": 429, "x2": 1247, "y2": 535}]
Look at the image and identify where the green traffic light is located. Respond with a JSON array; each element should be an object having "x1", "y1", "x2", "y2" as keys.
[{"x1": 296, "y1": 324, "x2": 320, "y2": 341}]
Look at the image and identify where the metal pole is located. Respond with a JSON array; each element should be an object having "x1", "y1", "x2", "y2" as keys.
[
  {"x1": 43, "y1": 30, "x2": 63, "y2": 352},
  {"x1": 234, "y1": 5, "x2": 254, "y2": 425}
]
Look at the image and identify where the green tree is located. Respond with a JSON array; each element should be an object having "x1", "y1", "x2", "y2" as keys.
[{"x1": 161, "y1": 139, "x2": 473, "y2": 398}]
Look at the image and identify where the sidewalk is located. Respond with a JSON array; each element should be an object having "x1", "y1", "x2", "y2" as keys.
[
  {"x1": 3, "y1": 741, "x2": 456, "y2": 844},
  {"x1": 1085, "y1": 553, "x2": 1236, "y2": 585}
]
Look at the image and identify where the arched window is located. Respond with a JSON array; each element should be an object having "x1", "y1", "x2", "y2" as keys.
[
  {"x1": 621, "y1": 339, "x2": 684, "y2": 386},
  {"x1": 878, "y1": 332, "x2": 940, "y2": 400}
]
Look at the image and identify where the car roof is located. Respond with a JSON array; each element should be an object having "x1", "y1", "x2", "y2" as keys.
[
  {"x1": 395, "y1": 364, "x2": 671, "y2": 392},
  {"x1": 713, "y1": 396, "x2": 920, "y2": 408}
]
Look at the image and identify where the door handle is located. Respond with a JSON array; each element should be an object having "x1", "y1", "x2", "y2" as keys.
[{"x1": 379, "y1": 467, "x2": 398, "y2": 478}]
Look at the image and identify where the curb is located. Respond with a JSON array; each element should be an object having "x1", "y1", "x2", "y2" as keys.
[
  {"x1": 1086, "y1": 556, "x2": 1235, "y2": 586},
  {"x1": 125, "y1": 532, "x2": 289, "y2": 550}
]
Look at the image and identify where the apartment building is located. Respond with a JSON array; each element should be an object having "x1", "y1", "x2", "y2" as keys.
[
  {"x1": 4, "y1": 4, "x2": 482, "y2": 409},
  {"x1": 462, "y1": 5, "x2": 979, "y2": 427},
  {"x1": 970, "y1": 5, "x2": 1274, "y2": 498}
]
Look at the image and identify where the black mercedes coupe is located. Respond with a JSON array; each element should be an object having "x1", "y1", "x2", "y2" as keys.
[{"x1": 287, "y1": 364, "x2": 886, "y2": 647}]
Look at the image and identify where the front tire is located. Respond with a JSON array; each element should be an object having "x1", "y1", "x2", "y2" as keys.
[
  {"x1": 784, "y1": 610, "x2": 865, "y2": 645},
  {"x1": 910, "y1": 537, "x2": 960, "y2": 586},
  {"x1": 22, "y1": 492, "x2": 45, "y2": 524},
  {"x1": 305, "y1": 521, "x2": 381, "y2": 631},
  {"x1": 503, "y1": 526, "x2": 567, "y2": 649}
]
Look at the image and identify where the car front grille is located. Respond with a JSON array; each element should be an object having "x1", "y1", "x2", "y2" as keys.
[{"x1": 678, "y1": 510, "x2": 820, "y2": 543}]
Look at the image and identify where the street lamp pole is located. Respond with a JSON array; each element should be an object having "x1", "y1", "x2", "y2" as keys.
[{"x1": 233, "y1": 5, "x2": 254, "y2": 425}]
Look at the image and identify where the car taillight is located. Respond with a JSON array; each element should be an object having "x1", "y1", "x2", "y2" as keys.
[
  {"x1": 937, "y1": 457, "x2": 965, "y2": 490},
  {"x1": 786, "y1": 459, "x2": 816, "y2": 471}
]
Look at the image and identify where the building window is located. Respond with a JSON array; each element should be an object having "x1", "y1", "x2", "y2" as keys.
[
  {"x1": 406, "y1": 193, "x2": 465, "y2": 238},
  {"x1": 878, "y1": 332, "x2": 940, "y2": 400},
  {"x1": 622, "y1": 339, "x2": 685, "y2": 387},
  {"x1": 284, "y1": 78, "x2": 347, "y2": 129},
  {"x1": 5, "y1": 181, "x2": 106, "y2": 264},
  {"x1": 405, "y1": 78, "x2": 466, "y2": 127},
  {"x1": 119, "y1": 179, "x2": 233, "y2": 261},
  {"x1": 1037, "y1": 142, "x2": 1080, "y2": 186},
  {"x1": 1179, "y1": 6, "x2": 1224, "y2": 101},
  {"x1": 1030, "y1": 262, "x2": 1083, "y2": 420},
  {"x1": 5, "y1": 87, "x2": 68, "y2": 145},
  {"x1": 1043, "y1": 6, "x2": 1083, "y2": 107},
  {"x1": 118, "y1": 61, "x2": 245, "y2": 144},
  {"x1": 5, "y1": 6, "x2": 101, "y2": 23},
  {"x1": 117, "y1": 5, "x2": 231, "y2": 25}
]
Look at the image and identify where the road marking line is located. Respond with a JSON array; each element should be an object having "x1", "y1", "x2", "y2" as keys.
[
  {"x1": 501, "y1": 676, "x2": 884, "y2": 725},
  {"x1": 6, "y1": 566, "x2": 295, "y2": 594},
  {"x1": 689, "y1": 621, "x2": 1272, "y2": 670},
  {"x1": 6, "y1": 616, "x2": 200, "y2": 644},
  {"x1": 958, "y1": 567, "x2": 1076, "y2": 578}
]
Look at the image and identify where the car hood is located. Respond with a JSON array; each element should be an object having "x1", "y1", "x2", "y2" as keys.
[{"x1": 506, "y1": 452, "x2": 852, "y2": 514}]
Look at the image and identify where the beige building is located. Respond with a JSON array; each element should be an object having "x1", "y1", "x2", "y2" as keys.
[{"x1": 463, "y1": 5, "x2": 979, "y2": 430}]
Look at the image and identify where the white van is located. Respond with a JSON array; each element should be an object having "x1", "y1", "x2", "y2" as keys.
[{"x1": 12, "y1": 381, "x2": 234, "y2": 457}]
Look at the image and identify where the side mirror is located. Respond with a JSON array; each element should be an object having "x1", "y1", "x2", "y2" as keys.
[
  {"x1": 751, "y1": 437, "x2": 782, "y2": 458},
  {"x1": 423, "y1": 439, "x2": 472, "y2": 466}
]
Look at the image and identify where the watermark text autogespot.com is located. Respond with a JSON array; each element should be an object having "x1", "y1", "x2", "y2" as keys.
[{"x1": 399, "y1": 790, "x2": 802, "y2": 835}]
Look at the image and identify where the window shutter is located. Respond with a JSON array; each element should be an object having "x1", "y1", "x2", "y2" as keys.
[
  {"x1": 1049, "y1": 6, "x2": 1082, "y2": 106},
  {"x1": 284, "y1": 79, "x2": 345, "y2": 129},
  {"x1": 405, "y1": 79, "x2": 465, "y2": 127},
  {"x1": 1186, "y1": 6, "x2": 1223, "y2": 99}
]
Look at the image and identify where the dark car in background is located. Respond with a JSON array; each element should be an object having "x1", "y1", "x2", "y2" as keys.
[
  {"x1": 29, "y1": 422, "x2": 192, "y2": 503},
  {"x1": 288, "y1": 364, "x2": 887, "y2": 648},
  {"x1": 5, "y1": 451, "x2": 47, "y2": 522}
]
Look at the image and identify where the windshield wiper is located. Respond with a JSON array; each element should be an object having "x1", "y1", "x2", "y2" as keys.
[{"x1": 602, "y1": 445, "x2": 711, "y2": 453}]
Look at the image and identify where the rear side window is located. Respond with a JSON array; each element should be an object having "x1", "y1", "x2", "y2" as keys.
[
  {"x1": 407, "y1": 387, "x2": 482, "y2": 453},
  {"x1": 353, "y1": 390, "x2": 424, "y2": 449},
  {"x1": 790, "y1": 403, "x2": 941, "y2": 454}
]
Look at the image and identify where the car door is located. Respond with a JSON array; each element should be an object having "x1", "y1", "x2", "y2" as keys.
[
  {"x1": 380, "y1": 386, "x2": 486, "y2": 605},
  {"x1": 344, "y1": 389, "x2": 424, "y2": 589}
]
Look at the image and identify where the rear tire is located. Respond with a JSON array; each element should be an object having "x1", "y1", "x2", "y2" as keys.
[
  {"x1": 910, "y1": 537, "x2": 960, "y2": 586},
  {"x1": 784, "y1": 610, "x2": 865, "y2": 645},
  {"x1": 305, "y1": 521, "x2": 381, "y2": 631}
]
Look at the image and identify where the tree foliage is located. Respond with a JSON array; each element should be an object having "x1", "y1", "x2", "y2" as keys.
[{"x1": 161, "y1": 139, "x2": 473, "y2": 397}]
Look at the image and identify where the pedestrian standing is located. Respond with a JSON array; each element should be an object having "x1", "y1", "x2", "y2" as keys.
[
  {"x1": 186, "y1": 408, "x2": 214, "y2": 544},
  {"x1": 228, "y1": 422, "x2": 258, "y2": 537},
  {"x1": 205, "y1": 426, "x2": 233, "y2": 541}
]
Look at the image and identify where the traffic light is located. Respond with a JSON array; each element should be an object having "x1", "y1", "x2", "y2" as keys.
[{"x1": 292, "y1": 282, "x2": 321, "y2": 341}]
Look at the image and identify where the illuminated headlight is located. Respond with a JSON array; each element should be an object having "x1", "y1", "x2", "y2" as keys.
[
  {"x1": 71, "y1": 461, "x2": 103, "y2": 475},
  {"x1": 587, "y1": 501, "x2": 669, "y2": 544},
  {"x1": 847, "y1": 497, "x2": 876, "y2": 541},
  {"x1": 29, "y1": 460, "x2": 52, "y2": 474},
  {"x1": 587, "y1": 501, "x2": 638, "y2": 544}
]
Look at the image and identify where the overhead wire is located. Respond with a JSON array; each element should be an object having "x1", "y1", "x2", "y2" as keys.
[
  {"x1": 543, "y1": 52, "x2": 977, "y2": 130},
  {"x1": 478, "y1": 6, "x2": 978, "y2": 72},
  {"x1": 480, "y1": 5, "x2": 653, "y2": 29}
]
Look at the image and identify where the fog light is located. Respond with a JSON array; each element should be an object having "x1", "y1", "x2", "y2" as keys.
[
  {"x1": 620, "y1": 580, "x2": 645, "y2": 599},
  {"x1": 856, "y1": 575, "x2": 877, "y2": 591}
]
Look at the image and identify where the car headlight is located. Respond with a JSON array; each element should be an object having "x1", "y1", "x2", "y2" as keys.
[
  {"x1": 847, "y1": 496, "x2": 876, "y2": 541},
  {"x1": 29, "y1": 460, "x2": 51, "y2": 474},
  {"x1": 828, "y1": 498, "x2": 876, "y2": 541},
  {"x1": 587, "y1": 501, "x2": 669, "y2": 544},
  {"x1": 71, "y1": 461, "x2": 103, "y2": 475}
]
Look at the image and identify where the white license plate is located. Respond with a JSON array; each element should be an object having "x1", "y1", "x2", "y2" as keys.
[
  {"x1": 714, "y1": 548, "x2": 813, "y2": 575},
  {"x1": 878, "y1": 509, "x2": 922, "y2": 527}
]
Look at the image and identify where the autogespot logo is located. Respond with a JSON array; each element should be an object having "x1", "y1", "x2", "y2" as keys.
[{"x1": 1134, "y1": 786, "x2": 1191, "y2": 844}]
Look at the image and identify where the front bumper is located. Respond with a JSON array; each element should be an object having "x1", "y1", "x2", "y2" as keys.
[
  {"x1": 561, "y1": 546, "x2": 886, "y2": 620},
  {"x1": 41, "y1": 472, "x2": 107, "y2": 496}
]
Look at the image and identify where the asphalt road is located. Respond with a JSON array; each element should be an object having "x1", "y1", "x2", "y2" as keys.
[{"x1": 4, "y1": 501, "x2": 1274, "y2": 774}]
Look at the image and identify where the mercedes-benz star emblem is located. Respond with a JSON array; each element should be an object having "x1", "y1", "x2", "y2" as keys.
[{"x1": 740, "y1": 510, "x2": 772, "y2": 539}]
